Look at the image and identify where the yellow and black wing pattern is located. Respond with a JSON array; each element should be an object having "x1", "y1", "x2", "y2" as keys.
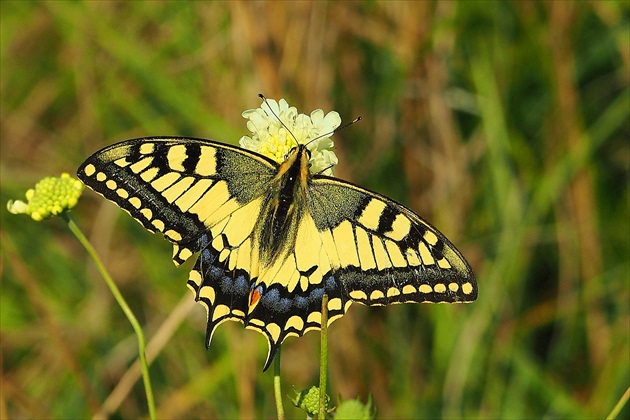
[{"x1": 78, "y1": 137, "x2": 476, "y2": 371}]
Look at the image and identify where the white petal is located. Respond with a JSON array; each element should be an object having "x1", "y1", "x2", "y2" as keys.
[
  {"x1": 323, "y1": 111, "x2": 341, "y2": 130},
  {"x1": 7, "y1": 200, "x2": 28, "y2": 215},
  {"x1": 310, "y1": 109, "x2": 324, "y2": 125}
]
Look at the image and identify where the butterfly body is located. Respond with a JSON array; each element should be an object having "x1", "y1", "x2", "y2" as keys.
[
  {"x1": 256, "y1": 144, "x2": 310, "y2": 267},
  {"x1": 78, "y1": 137, "x2": 476, "y2": 371}
]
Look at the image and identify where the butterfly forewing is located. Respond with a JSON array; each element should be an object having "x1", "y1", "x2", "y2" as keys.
[
  {"x1": 307, "y1": 178, "x2": 476, "y2": 305},
  {"x1": 78, "y1": 137, "x2": 276, "y2": 263}
]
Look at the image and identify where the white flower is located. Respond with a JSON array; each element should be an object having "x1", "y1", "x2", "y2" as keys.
[{"x1": 239, "y1": 98, "x2": 341, "y2": 175}]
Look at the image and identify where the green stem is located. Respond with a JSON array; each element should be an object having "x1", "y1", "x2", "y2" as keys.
[
  {"x1": 273, "y1": 346, "x2": 285, "y2": 420},
  {"x1": 606, "y1": 385, "x2": 630, "y2": 420},
  {"x1": 63, "y1": 213, "x2": 156, "y2": 420},
  {"x1": 318, "y1": 294, "x2": 329, "y2": 420}
]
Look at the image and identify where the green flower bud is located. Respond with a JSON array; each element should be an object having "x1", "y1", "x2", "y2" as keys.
[
  {"x1": 334, "y1": 396, "x2": 374, "y2": 420},
  {"x1": 292, "y1": 386, "x2": 330, "y2": 416},
  {"x1": 7, "y1": 173, "x2": 84, "y2": 221}
]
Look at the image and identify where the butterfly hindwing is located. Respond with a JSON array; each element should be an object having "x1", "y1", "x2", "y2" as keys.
[{"x1": 243, "y1": 211, "x2": 351, "y2": 370}]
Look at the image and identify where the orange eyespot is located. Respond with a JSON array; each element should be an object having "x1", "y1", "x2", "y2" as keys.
[{"x1": 250, "y1": 287, "x2": 262, "y2": 306}]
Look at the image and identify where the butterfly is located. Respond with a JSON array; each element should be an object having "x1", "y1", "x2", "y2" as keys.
[{"x1": 77, "y1": 135, "x2": 477, "y2": 371}]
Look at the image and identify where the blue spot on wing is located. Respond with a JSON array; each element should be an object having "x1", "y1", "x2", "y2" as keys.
[
  {"x1": 202, "y1": 248, "x2": 214, "y2": 263},
  {"x1": 294, "y1": 296, "x2": 308, "y2": 309},
  {"x1": 210, "y1": 265, "x2": 223, "y2": 279},
  {"x1": 324, "y1": 275, "x2": 337, "y2": 292},
  {"x1": 309, "y1": 287, "x2": 324, "y2": 303},
  {"x1": 259, "y1": 288, "x2": 296, "y2": 314},
  {"x1": 278, "y1": 298, "x2": 291, "y2": 312},
  {"x1": 234, "y1": 275, "x2": 249, "y2": 295},
  {"x1": 261, "y1": 288, "x2": 280, "y2": 308},
  {"x1": 220, "y1": 276, "x2": 233, "y2": 293}
]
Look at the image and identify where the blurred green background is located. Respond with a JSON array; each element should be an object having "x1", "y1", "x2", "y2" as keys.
[{"x1": 1, "y1": 1, "x2": 628, "y2": 418}]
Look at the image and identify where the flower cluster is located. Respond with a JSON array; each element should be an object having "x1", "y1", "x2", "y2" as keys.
[
  {"x1": 239, "y1": 98, "x2": 341, "y2": 175},
  {"x1": 7, "y1": 173, "x2": 83, "y2": 221}
]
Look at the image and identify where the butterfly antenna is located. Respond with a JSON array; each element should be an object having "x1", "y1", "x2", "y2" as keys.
[
  {"x1": 259, "y1": 93, "x2": 300, "y2": 147},
  {"x1": 316, "y1": 164, "x2": 335, "y2": 176},
  {"x1": 312, "y1": 117, "x2": 361, "y2": 175},
  {"x1": 258, "y1": 94, "x2": 362, "y2": 148},
  {"x1": 305, "y1": 116, "x2": 362, "y2": 148}
]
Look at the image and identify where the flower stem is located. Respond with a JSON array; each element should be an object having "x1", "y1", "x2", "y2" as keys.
[
  {"x1": 273, "y1": 347, "x2": 285, "y2": 420},
  {"x1": 62, "y1": 212, "x2": 156, "y2": 420},
  {"x1": 318, "y1": 294, "x2": 329, "y2": 419},
  {"x1": 607, "y1": 385, "x2": 630, "y2": 420}
]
